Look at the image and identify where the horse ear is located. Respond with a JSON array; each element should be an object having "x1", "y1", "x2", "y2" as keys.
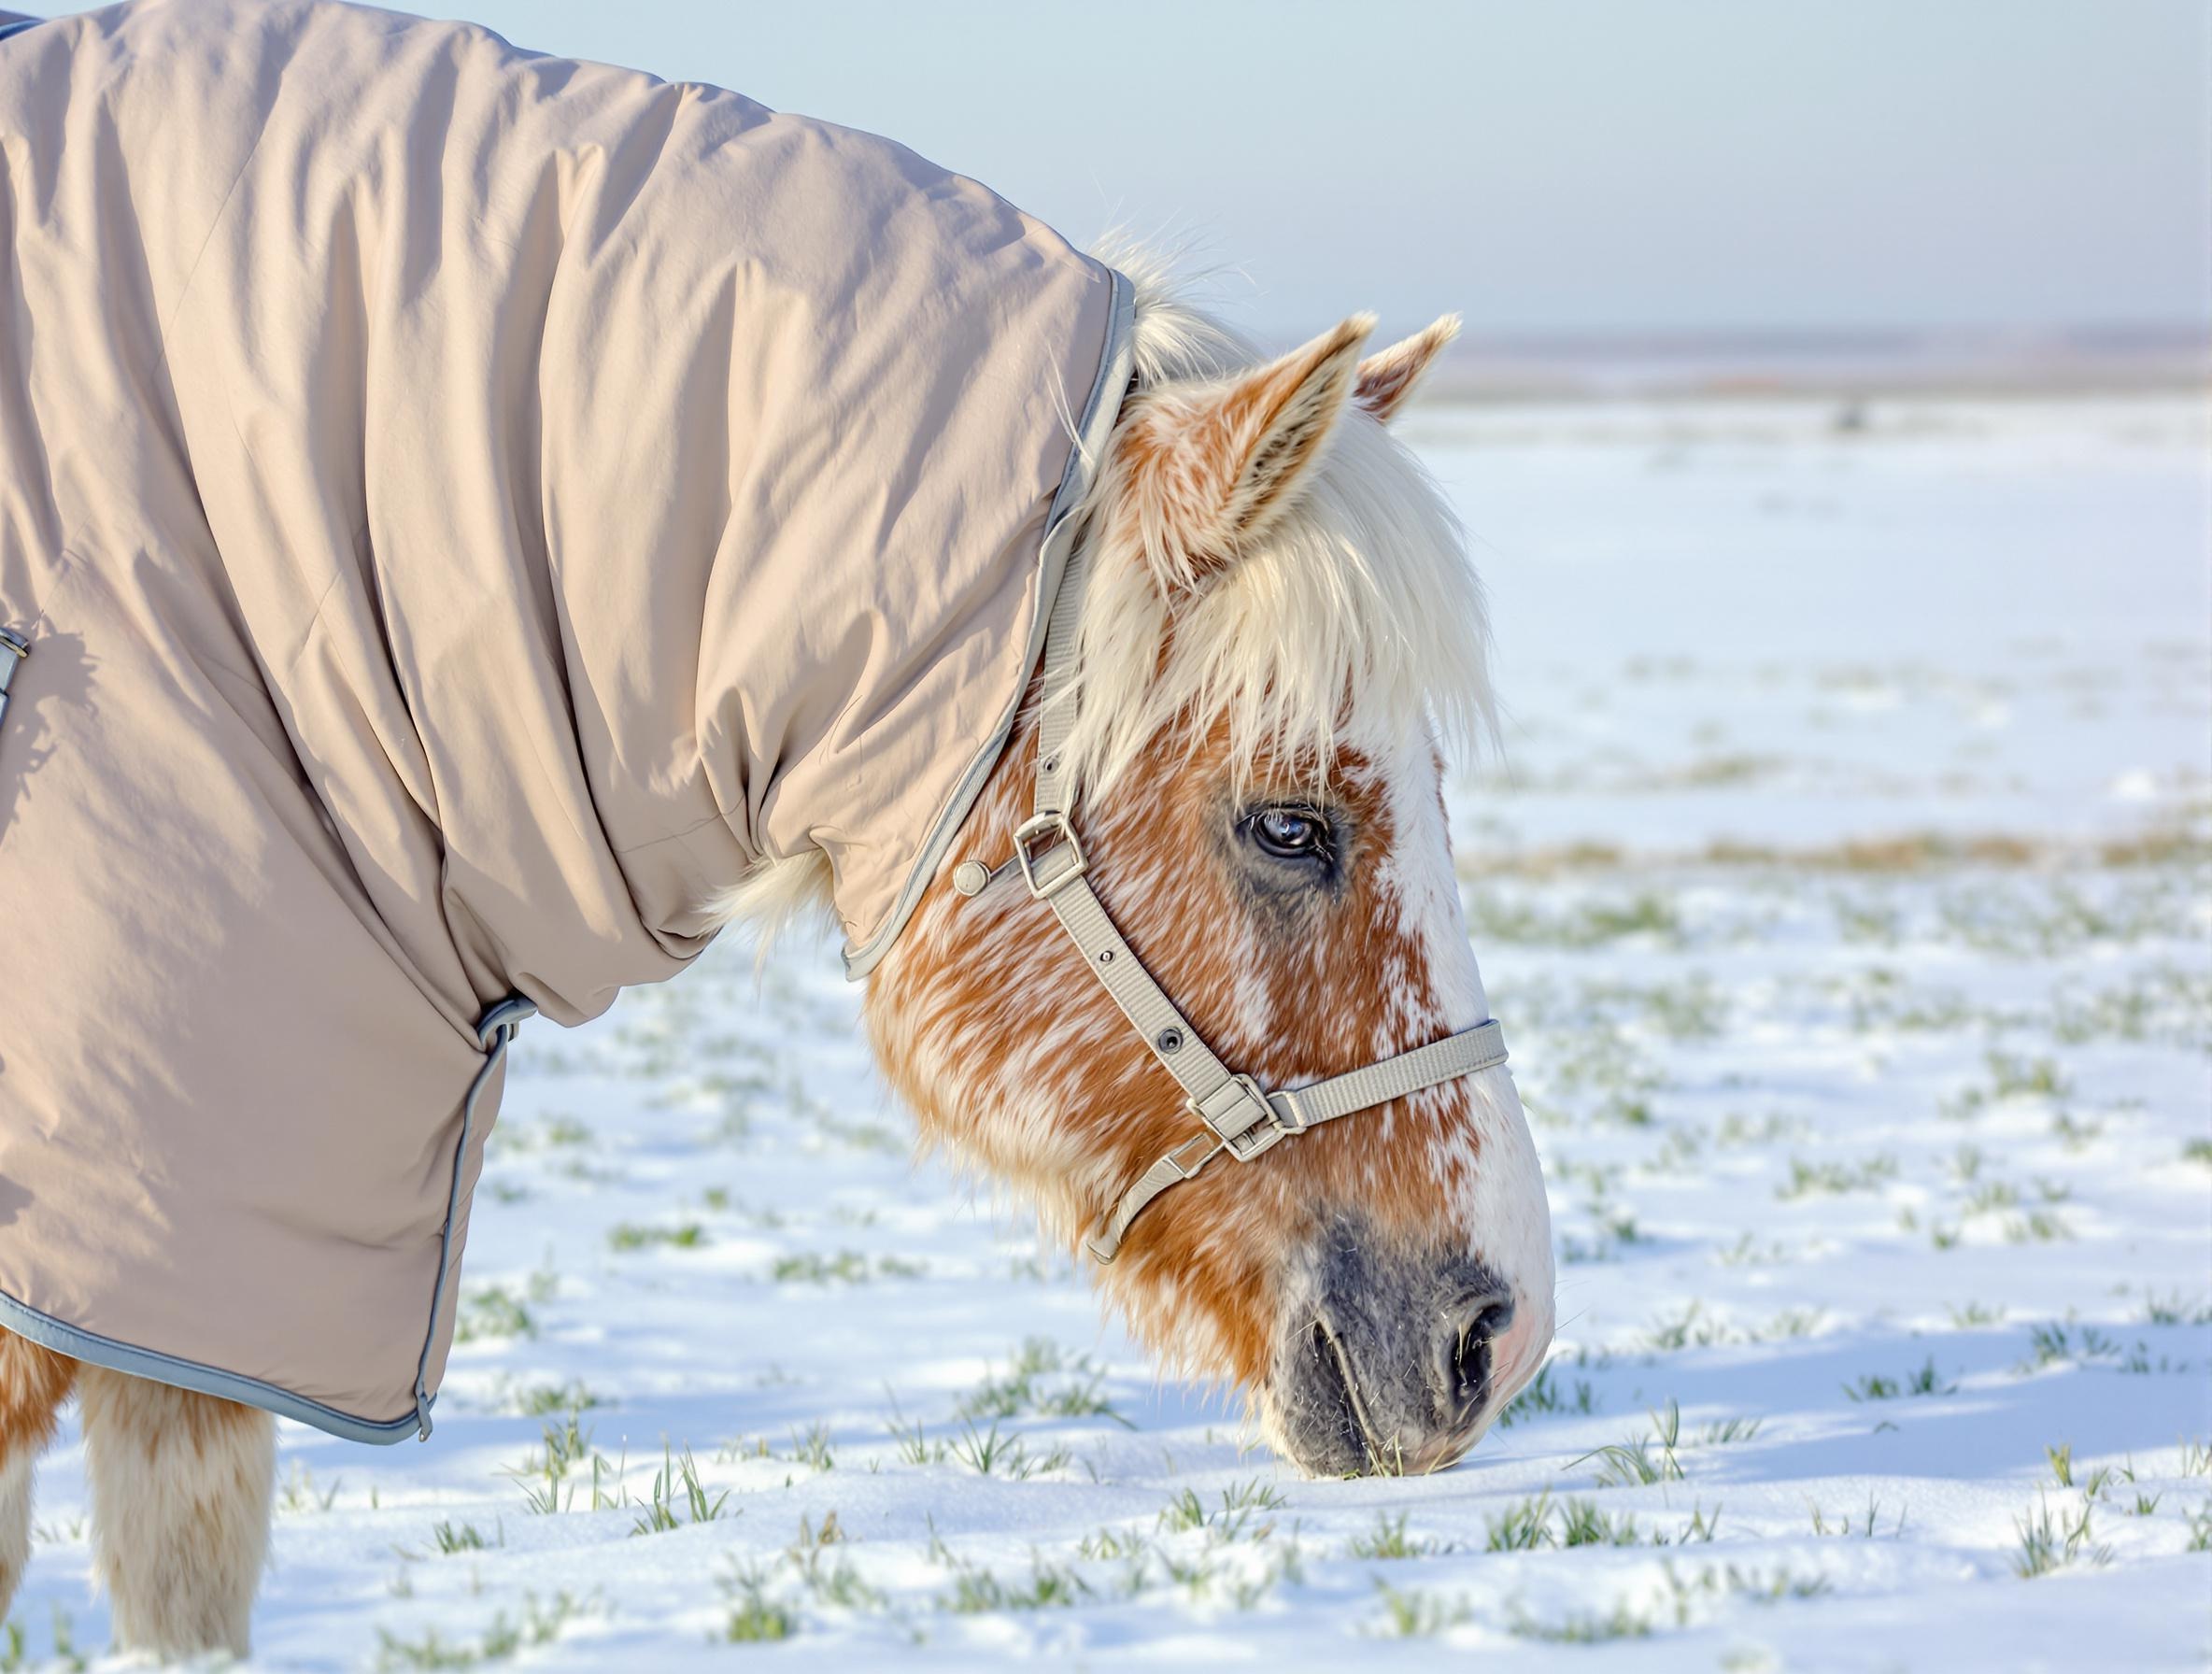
[
  {"x1": 1114, "y1": 313, "x2": 1375, "y2": 593},
  {"x1": 1354, "y1": 315, "x2": 1459, "y2": 422}
]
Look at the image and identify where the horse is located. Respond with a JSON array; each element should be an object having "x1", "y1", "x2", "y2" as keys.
[
  {"x1": 0, "y1": 6, "x2": 1552, "y2": 1657},
  {"x1": 861, "y1": 253, "x2": 1554, "y2": 1479}
]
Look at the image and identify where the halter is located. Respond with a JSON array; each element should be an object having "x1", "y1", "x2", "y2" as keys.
[{"x1": 956, "y1": 512, "x2": 1510, "y2": 1264}]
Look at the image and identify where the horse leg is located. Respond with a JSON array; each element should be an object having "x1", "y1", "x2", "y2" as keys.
[
  {"x1": 0, "y1": 1328, "x2": 77, "y2": 1619},
  {"x1": 78, "y1": 1366, "x2": 274, "y2": 1657}
]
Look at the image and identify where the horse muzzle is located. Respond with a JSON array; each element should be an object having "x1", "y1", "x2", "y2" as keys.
[{"x1": 1262, "y1": 1221, "x2": 1547, "y2": 1477}]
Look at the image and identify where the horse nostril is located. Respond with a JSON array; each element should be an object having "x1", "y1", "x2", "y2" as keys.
[{"x1": 1449, "y1": 1296, "x2": 1515, "y2": 1416}]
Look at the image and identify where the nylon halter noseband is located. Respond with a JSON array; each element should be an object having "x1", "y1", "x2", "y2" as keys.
[{"x1": 954, "y1": 514, "x2": 1510, "y2": 1265}]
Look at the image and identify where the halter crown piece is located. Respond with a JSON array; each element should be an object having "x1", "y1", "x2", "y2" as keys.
[{"x1": 957, "y1": 513, "x2": 1510, "y2": 1264}]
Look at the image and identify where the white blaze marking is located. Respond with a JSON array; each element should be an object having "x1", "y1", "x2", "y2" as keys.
[{"x1": 1378, "y1": 730, "x2": 1556, "y2": 1403}]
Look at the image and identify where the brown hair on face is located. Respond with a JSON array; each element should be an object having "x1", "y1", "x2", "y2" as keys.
[{"x1": 865, "y1": 685, "x2": 1486, "y2": 1392}]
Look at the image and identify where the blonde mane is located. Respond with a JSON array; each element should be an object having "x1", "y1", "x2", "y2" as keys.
[{"x1": 1052, "y1": 243, "x2": 1497, "y2": 802}]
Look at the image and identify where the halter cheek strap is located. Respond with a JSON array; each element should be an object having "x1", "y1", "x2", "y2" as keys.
[{"x1": 957, "y1": 522, "x2": 1509, "y2": 1265}]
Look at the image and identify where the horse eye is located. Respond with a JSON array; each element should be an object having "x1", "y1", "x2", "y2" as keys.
[{"x1": 1246, "y1": 807, "x2": 1330, "y2": 862}]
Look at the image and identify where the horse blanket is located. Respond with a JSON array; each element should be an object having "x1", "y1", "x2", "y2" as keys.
[{"x1": 0, "y1": 0, "x2": 1129, "y2": 1439}]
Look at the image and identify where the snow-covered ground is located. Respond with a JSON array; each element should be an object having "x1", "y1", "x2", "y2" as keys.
[{"x1": 11, "y1": 396, "x2": 2209, "y2": 1669}]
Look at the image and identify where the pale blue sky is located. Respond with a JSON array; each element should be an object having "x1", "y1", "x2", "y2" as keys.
[{"x1": 20, "y1": 1, "x2": 2210, "y2": 341}]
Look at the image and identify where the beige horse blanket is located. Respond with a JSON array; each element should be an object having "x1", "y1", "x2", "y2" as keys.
[{"x1": 0, "y1": 0, "x2": 1127, "y2": 1439}]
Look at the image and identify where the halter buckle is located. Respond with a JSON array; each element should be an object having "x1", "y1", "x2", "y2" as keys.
[
  {"x1": 1013, "y1": 812, "x2": 1087, "y2": 900},
  {"x1": 1200, "y1": 1074, "x2": 1294, "y2": 1162}
]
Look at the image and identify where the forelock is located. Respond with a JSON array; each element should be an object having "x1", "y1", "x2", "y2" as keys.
[{"x1": 1056, "y1": 242, "x2": 1496, "y2": 802}]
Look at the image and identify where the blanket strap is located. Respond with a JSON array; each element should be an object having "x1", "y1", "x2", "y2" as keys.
[
  {"x1": 0, "y1": 628, "x2": 27, "y2": 735},
  {"x1": 411, "y1": 995, "x2": 536, "y2": 1440}
]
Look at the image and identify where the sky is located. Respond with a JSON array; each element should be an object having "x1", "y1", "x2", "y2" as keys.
[{"x1": 16, "y1": 1, "x2": 2210, "y2": 344}]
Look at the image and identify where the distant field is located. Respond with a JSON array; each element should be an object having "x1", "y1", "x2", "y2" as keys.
[{"x1": 8, "y1": 396, "x2": 2205, "y2": 1669}]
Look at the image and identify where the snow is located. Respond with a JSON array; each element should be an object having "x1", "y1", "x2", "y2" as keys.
[{"x1": 10, "y1": 395, "x2": 2209, "y2": 1669}]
